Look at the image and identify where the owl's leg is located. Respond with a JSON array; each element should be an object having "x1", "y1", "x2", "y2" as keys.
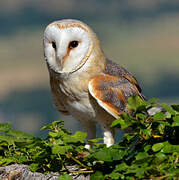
[
  {"x1": 102, "y1": 126, "x2": 115, "y2": 147},
  {"x1": 80, "y1": 120, "x2": 96, "y2": 139},
  {"x1": 80, "y1": 120, "x2": 97, "y2": 149}
]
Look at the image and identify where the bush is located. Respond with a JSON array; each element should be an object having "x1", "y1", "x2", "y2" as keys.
[{"x1": 0, "y1": 96, "x2": 178, "y2": 179}]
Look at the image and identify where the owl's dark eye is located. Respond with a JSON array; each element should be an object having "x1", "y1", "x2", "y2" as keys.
[
  {"x1": 69, "y1": 41, "x2": 79, "y2": 49},
  {"x1": 52, "y1": 41, "x2": 56, "y2": 50}
]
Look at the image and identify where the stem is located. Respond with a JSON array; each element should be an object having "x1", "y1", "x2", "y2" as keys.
[
  {"x1": 69, "y1": 170, "x2": 93, "y2": 174},
  {"x1": 67, "y1": 153, "x2": 92, "y2": 170}
]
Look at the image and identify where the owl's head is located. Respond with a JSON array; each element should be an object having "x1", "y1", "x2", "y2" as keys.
[{"x1": 43, "y1": 19, "x2": 104, "y2": 75}]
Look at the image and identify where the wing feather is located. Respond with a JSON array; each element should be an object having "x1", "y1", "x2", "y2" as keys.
[
  {"x1": 105, "y1": 59, "x2": 143, "y2": 93},
  {"x1": 88, "y1": 74, "x2": 143, "y2": 118}
]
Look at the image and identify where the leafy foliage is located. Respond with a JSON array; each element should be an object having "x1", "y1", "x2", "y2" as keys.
[{"x1": 0, "y1": 96, "x2": 179, "y2": 179}]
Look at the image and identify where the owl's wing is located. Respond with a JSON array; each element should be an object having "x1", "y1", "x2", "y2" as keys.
[
  {"x1": 105, "y1": 59, "x2": 143, "y2": 93},
  {"x1": 88, "y1": 74, "x2": 143, "y2": 119}
]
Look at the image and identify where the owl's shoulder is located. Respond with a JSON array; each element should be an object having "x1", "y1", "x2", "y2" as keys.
[
  {"x1": 105, "y1": 59, "x2": 131, "y2": 77},
  {"x1": 105, "y1": 59, "x2": 142, "y2": 93}
]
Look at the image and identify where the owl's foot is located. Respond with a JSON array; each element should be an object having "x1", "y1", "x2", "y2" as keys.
[
  {"x1": 103, "y1": 131, "x2": 114, "y2": 147},
  {"x1": 84, "y1": 144, "x2": 91, "y2": 150}
]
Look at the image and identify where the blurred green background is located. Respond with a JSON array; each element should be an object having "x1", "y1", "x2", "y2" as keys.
[{"x1": 0, "y1": 0, "x2": 179, "y2": 137}]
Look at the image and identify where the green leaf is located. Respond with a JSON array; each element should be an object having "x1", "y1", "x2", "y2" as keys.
[
  {"x1": 135, "y1": 152, "x2": 148, "y2": 160},
  {"x1": 72, "y1": 131, "x2": 87, "y2": 142},
  {"x1": 161, "y1": 142, "x2": 179, "y2": 153},
  {"x1": 0, "y1": 134, "x2": 15, "y2": 145},
  {"x1": 141, "y1": 129, "x2": 151, "y2": 137},
  {"x1": 172, "y1": 116, "x2": 179, "y2": 126},
  {"x1": 87, "y1": 138, "x2": 103, "y2": 145},
  {"x1": 153, "y1": 112, "x2": 165, "y2": 121},
  {"x1": 8, "y1": 129, "x2": 34, "y2": 139},
  {"x1": 0, "y1": 123, "x2": 12, "y2": 132},
  {"x1": 144, "y1": 145, "x2": 151, "y2": 152},
  {"x1": 171, "y1": 104, "x2": 179, "y2": 112},
  {"x1": 111, "y1": 118, "x2": 130, "y2": 129},
  {"x1": 49, "y1": 132, "x2": 58, "y2": 137},
  {"x1": 93, "y1": 148, "x2": 112, "y2": 162},
  {"x1": 93, "y1": 148, "x2": 125, "y2": 162},
  {"x1": 41, "y1": 120, "x2": 64, "y2": 131},
  {"x1": 127, "y1": 95, "x2": 145, "y2": 111},
  {"x1": 106, "y1": 172, "x2": 120, "y2": 180},
  {"x1": 52, "y1": 145, "x2": 72, "y2": 155},
  {"x1": 148, "y1": 98, "x2": 159, "y2": 104},
  {"x1": 64, "y1": 131, "x2": 86, "y2": 144},
  {"x1": 0, "y1": 157, "x2": 17, "y2": 166},
  {"x1": 136, "y1": 113, "x2": 147, "y2": 119},
  {"x1": 155, "y1": 152, "x2": 166, "y2": 161},
  {"x1": 162, "y1": 103, "x2": 176, "y2": 115},
  {"x1": 58, "y1": 174, "x2": 72, "y2": 180},
  {"x1": 111, "y1": 119, "x2": 121, "y2": 128},
  {"x1": 113, "y1": 149, "x2": 126, "y2": 161},
  {"x1": 152, "y1": 143, "x2": 164, "y2": 152},
  {"x1": 115, "y1": 162, "x2": 128, "y2": 172},
  {"x1": 91, "y1": 171, "x2": 104, "y2": 180},
  {"x1": 29, "y1": 163, "x2": 39, "y2": 172}
]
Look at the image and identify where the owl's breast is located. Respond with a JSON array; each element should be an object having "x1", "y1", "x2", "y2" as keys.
[
  {"x1": 67, "y1": 95, "x2": 98, "y2": 121},
  {"x1": 50, "y1": 74, "x2": 98, "y2": 121}
]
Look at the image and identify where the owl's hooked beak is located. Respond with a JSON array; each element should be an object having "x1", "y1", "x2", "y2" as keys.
[{"x1": 56, "y1": 48, "x2": 67, "y2": 71}]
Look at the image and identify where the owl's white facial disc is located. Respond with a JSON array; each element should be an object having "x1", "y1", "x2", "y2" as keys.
[{"x1": 43, "y1": 21, "x2": 92, "y2": 74}]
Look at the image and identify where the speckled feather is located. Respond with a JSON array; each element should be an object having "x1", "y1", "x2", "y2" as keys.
[{"x1": 105, "y1": 59, "x2": 142, "y2": 93}]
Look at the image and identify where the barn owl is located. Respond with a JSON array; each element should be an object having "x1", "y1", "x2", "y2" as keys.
[{"x1": 43, "y1": 19, "x2": 144, "y2": 147}]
